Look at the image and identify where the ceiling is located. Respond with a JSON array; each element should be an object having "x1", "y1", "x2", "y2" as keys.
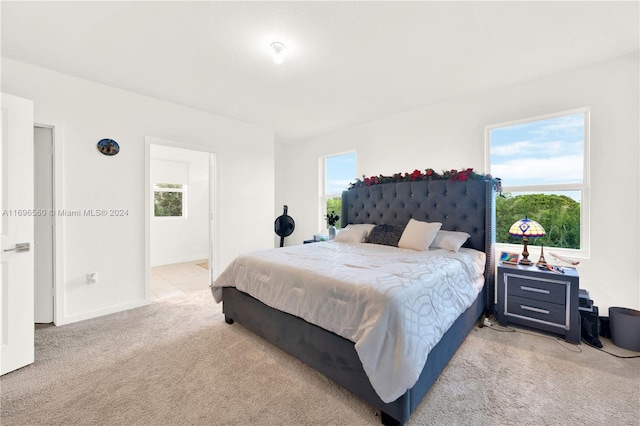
[{"x1": 2, "y1": 1, "x2": 638, "y2": 140}]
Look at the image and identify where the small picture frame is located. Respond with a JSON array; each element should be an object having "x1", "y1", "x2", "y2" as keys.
[
  {"x1": 500, "y1": 251, "x2": 520, "y2": 264},
  {"x1": 97, "y1": 138, "x2": 120, "y2": 156}
]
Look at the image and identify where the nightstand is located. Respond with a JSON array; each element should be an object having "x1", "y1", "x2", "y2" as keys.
[{"x1": 497, "y1": 263, "x2": 580, "y2": 344}]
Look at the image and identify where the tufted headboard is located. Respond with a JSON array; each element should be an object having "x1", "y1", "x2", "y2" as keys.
[{"x1": 341, "y1": 179, "x2": 496, "y2": 310}]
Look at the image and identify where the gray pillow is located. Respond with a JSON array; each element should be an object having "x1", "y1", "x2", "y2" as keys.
[{"x1": 365, "y1": 224, "x2": 406, "y2": 247}]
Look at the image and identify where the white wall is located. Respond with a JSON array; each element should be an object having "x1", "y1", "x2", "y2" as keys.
[
  {"x1": 2, "y1": 58, "x2": 275, "y2": 324},
  {"x1": 150, "y1": 145, "x2": 210, "y2": 266},
  {"x1": 275, "y1": 53, "x2": 640, "y2": 312}
]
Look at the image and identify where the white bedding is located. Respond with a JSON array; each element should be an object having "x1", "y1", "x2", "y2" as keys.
[{"x1": 211, "y1": 241, "x2": 485, "y2": 403}]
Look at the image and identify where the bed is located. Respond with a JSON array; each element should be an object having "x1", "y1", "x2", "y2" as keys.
[{"x1": 211, "y1": 179, "x2": 496, "y2": 425}]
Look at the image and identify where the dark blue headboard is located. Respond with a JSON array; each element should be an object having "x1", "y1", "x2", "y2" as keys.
[{"x1": 341, "y1": 179, "x2": 496, "y2": 309}]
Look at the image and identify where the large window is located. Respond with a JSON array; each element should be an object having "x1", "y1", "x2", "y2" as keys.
[
  {"x1": 486, "y1": 108, "x2": 589, "y2": 252},
  {"x1": 154, "y1": 183, "x2": 186, "y2": 217},
  {"x1": 321, "y1": 152, "x2": 356, "y2": 230}
]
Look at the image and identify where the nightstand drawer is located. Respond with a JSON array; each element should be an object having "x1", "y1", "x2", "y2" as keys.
[
  {"x1": 507, "y1": 295, "x2": 566, "y2": 325},
  {"x1": 506, "y1": 274, "x2": 566, "y2": 305}
]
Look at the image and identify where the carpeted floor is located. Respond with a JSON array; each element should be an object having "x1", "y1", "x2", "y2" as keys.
[{"x1": 1, "y1": 289, "x2": 638, "y2": 425}]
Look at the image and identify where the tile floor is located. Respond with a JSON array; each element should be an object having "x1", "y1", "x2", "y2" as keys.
[{"x1": 150, "y1": 259, "x2": 210, "y2": 301}]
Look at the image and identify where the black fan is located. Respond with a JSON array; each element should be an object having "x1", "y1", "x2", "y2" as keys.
[{"x1": 274, "y1": 205, "x2": 295, "y2": 247}]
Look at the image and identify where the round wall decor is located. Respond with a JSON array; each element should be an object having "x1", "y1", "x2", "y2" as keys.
[{"x1": 97, "y1": 138, "x2": 120, "y2": 156}]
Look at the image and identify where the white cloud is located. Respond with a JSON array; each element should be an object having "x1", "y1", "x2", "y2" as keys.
[
  {"x1": 327, "y1": 179, "x2": 353, "y2": 192},
  {"x1": 492, "y1": 140, "x2": 582, "y2": 158},
  {"x1": 492, "y1": 140, "x2": 536, "y2": 156},
  {"x1": 492, "y1": 154, "x2": 583, "y2": 185},
  {"x1": 538, "y1": 114, "x2": 584, "y2": 133}
]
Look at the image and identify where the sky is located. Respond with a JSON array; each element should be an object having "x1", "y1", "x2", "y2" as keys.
[
  {"x1": 326, "y1": 151, "x2": 357, "y2": 194},
  {"x1": 490, "y1": 112, "x2": 585, "y2": 187}
]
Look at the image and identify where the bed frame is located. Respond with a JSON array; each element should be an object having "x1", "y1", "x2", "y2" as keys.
[{"x1": 222, "y1": 179, "x2": 496, "y2": 425}]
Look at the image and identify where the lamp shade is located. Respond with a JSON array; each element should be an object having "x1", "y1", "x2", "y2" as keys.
[{"x1": 509, "y1": 217, "x2": 546, "y2": 238}]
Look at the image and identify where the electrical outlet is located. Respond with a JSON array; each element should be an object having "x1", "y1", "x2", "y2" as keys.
[
  {"x1": 483, "y1": 317, "x2": 492, "y2": 327},
  {"x1": 87, "y1": 272, "x2": 97, "y2": 284}
]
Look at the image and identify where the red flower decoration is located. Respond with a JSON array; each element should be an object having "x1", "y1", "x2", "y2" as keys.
[
  {"x1": 347, "y1": 167, "x2": 499, "y2": 192},
  {"x1": 409, "y1": 169, "x2": 422, "y2": 181}
]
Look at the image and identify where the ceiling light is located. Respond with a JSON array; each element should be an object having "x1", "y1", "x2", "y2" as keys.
[{"x1": 271, "y1": 42, "x2": 285, "y2": 65}]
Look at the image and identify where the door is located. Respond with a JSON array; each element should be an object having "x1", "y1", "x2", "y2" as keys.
[
  {"x1": 208, "y1": 153, "x2": 215, "y2": 284},
  {"x1": 34, "y1": 126, "x2": 54, "y2": 323},
  {"x1": 1, "y1": 93, "x2": 35, "y2": 375}
]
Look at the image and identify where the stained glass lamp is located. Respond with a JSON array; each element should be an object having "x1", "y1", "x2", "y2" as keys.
[{"x1": 509, "y1": 217, "x2": 546, "y2": 265}]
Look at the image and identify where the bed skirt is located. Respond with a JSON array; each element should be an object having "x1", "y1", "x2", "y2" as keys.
[{"x1": 222, "y1": 286, "x2": 485, "y2": 425}]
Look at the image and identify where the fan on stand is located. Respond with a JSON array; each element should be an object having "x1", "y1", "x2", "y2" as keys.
[{"x1": 274, "y1": 205, "x2": 295, "y2": 247}]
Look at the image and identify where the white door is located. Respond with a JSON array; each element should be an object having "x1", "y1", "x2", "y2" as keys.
[
  {"x1": 208, "y1": 153, "x2": 216, "y2": 284},
  {"x1": 34, "y1": 126, "x2": 54, "y2": 323},
  {"x1": 1, "y1": 93, "x2": 35, "y2": 375}
]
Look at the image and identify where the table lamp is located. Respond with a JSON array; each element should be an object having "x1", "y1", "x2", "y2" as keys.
[{"x1": 509, "y1": 217, "x2": 546, "y2": 266}]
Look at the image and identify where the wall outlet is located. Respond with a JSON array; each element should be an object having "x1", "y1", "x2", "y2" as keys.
[{"x1": 87, "y1": 272, "x2": 97, "y2": 284}]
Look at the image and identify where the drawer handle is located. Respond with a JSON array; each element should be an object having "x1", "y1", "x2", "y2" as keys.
[
  {"x1": 520, "y1": 285, "x2": 550, "y2": 295},
  {"x1": 521, "y1": 305, "x2": 550, "y2": 315}
]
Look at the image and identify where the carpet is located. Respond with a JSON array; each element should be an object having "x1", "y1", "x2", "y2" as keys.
[{"x1": 1, "y1": 289, "x2": 638, "y2": 425}]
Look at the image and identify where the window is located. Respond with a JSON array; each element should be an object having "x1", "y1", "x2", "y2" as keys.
[
  {"x1": 321, "y1": 152, "x2": 356, "y2": 230},
  {"x1": 486, "y1": 108, "x2": 589, "y2": 252},
  {"x1": 154, "y1": 183, "x2": 186, "y2": 217}
]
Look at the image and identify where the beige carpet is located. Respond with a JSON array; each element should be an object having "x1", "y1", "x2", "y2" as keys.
[{"x1": 2, "y1": 289, "x2": 638, "y2": 425}]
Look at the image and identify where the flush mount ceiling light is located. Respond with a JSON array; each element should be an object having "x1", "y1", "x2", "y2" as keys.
[{"x1": 271, "y1": 41, "x2": 285, "y2": 65}]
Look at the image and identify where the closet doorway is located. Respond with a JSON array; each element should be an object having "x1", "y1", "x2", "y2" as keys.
[{"x1": 34, "y1": 125, "x2": 54, "y2": 324}]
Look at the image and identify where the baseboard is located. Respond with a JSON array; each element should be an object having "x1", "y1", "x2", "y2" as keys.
[{"x1": 55, "y1": 299, "x2": 147, "y2": 326}]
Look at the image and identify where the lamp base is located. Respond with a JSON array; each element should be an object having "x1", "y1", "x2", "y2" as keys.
[{"x1": 519, "y1": 237, "x2": 532, "y2": 265}]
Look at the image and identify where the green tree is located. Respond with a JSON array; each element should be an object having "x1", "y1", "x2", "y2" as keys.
[
  {"x1": 496, "y1": 193, "x2": 580, "y2": 249},
  {"x1": 154, "y1": 184, "x2": 184, "y2": 217}
]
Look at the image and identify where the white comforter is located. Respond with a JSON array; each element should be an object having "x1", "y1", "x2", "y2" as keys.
[{"x1": 210, "y1": 241, "x2": 485, "y2": 403}]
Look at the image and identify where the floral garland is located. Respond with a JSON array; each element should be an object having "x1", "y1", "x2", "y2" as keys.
[{"x1": 348, "y1": 168, "x2": 501, "y2": 192}]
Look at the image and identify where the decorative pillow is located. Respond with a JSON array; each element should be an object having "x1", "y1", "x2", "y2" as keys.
[
  {"x1": 345, "y1": 223, "x2": 377, "y2": 238},
  {"x1": 334, "y1": 228, "x2": 368, "y2": 244},
  {"x1": 430, "y1": 230, "x2": 471, "y2": 252},
  {"x1": 365, "y1": 224, "x2": 406, "y2": 247},
  {"x1": 397, "y1": 219, "x2": 442, "y2": 251}
]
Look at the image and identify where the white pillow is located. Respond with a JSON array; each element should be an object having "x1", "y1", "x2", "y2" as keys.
[
  {"x1": 344, "y1": 223, "x2": 376, "y2": 237},
  {"x1": 334, "y1": 228, "x2": 368, "y2": 243},
  {"x1": 397, "y1": 219, "x2": 442, "y2": 251},
  {"x1": 430, "y1": 230, "x2": 471, "y2": 252}
]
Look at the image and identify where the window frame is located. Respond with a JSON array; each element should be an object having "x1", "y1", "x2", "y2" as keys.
[
  {"x1": 319, "y1": 151, "x2": 356, "y2": 231},
  {"x1": 153, "y1": 183, "x2": 187, "y2": 219},
  {"x1": 485, "y1": 107, "x2": 590, "y2": 257}
]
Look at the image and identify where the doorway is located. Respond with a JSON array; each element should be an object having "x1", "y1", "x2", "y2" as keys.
[
  {"x1": 144, "y1": 137, "x2": 216, "y2": 302},
  {"x1": 34, "y1": 126, "x2": 54, "y2": 324}
]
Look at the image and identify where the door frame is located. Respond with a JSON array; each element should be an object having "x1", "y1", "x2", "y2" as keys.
[
  {"x1": 34, "y1": 122, "x2": 65, "y2": 325},
  {"x1": 144, "y1": 136, "x2": 218, "y2": 302}
]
